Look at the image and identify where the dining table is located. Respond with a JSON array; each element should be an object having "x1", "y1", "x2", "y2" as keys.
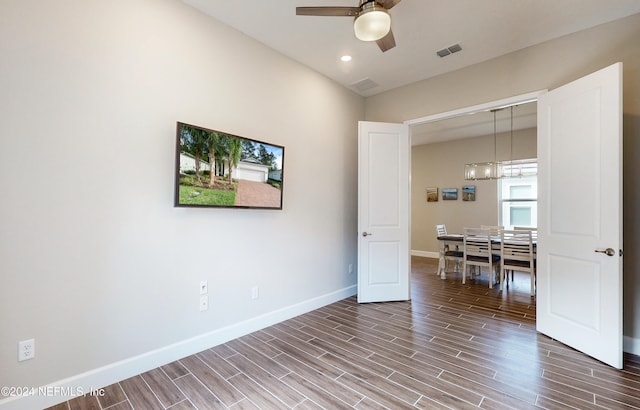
[{"x1": 436, "y1": 233, "x2": 537, "y2": 280}]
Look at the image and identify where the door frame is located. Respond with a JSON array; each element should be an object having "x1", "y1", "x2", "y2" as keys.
[{"x1": 405, "y1": 90, "x2": 546, "y2": 128}]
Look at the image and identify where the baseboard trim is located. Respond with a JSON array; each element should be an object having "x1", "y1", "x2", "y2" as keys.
[
  {"x1": 0, "y1": 285, "x2": 357, "y2": 410},
  {"x1": 624, "y1": 335, "x2": 640, "y2": 357},
  {"x1": 411, "y1": 250, "x2": 439, "y2": 258}
]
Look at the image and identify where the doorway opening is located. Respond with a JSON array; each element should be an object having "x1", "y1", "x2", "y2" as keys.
[{"x1": 405, "y1": 91, "x2": 543, "y2": 264}]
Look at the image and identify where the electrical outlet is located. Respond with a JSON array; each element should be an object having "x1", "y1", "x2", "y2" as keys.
[
  {"x1": 349, "y1": 264, "x2": 354, "y2": 274},
  {"x1": 251, "y1": 286, "x2": 259, "y2": 300},
  {"x1": 200, "y1": 280, "x2": 208, "y2": 295},
  {"x1": 18, "y1": 339, "x2": 35, "y2": 362},
  {"x1": 199, "y1": 295, "x2": 208, "y2": 311}
]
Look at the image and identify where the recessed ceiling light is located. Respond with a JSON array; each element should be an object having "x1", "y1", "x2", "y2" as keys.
[{"x1": 341, "y1": 55, "x2": 352, "y2": 62}]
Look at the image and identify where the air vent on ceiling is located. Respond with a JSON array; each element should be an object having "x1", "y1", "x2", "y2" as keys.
[
  {"x1": 350, "y1": 77, "x2": 379, "y2": 92},
  {"x1": 436, "y1": 43, "x2": 462, "y2": 58}
]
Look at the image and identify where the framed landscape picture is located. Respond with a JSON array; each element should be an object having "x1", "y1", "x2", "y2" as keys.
[
  {"x1": 175, "y1": 122, "x2": 284, "y2": 209},
  {"x1": 426, "y1": 187, "x2": 438, "y2": 202},
  {"x1": 442, "y1": 188, "x2": 458, "y2": 200},
  {"x1": 463, "y1": 185, "x2": 476, "y2": 201}
]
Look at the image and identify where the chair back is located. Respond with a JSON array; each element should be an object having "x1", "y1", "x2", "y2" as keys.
[
  {"x1": 513, "y1": 226, "x2": 538, "y2": 240},
  {"x1": 500, "y1": 229, "x2": 536, "y2": 295},
  {"x1": 500, "y1": 230, "x2": 534, "y2": 269},
  {"x1": 435, "y1": 224, "x2": 447, "y2": 237},
  {"x1": 436, "y1": 224, "x2": 463, "y2": 276},
  {"x1": 463, "y1": 228, "x2": 500, "y2": 288},
  {"x1": 463, "y1": 228, "x2": 492, "y2": 263},
  {"x1": 480, "y1": 225, "x2": 504, "y2": 237}
]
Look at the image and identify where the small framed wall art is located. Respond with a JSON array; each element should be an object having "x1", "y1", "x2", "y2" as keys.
[
  {"x1": 462, "y1": 185, "x2": 476, "y2": 201},
  {"x1": 442, "y1": 188, "x2": 458, "y2": 200},
  {"x1": 426, "y1": 187, "x2": 438, "y2": 202}
]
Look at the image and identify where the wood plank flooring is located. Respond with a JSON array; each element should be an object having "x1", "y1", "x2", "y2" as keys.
[{"x1": 47, "y1": 257, "x2": 640, "y2": 409}]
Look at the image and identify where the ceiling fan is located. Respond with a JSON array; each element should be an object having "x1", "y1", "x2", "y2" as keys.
[{"x1": 296, "y1": 0, "x2": 401, "y2": 52}]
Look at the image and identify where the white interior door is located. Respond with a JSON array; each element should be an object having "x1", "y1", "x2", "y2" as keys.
[
  {"x1": 537, "y1": 62, "x2": 623, "y2": 368},
  {"x1": 357, "y1": 121, "x2": 410, "y2": 303}
]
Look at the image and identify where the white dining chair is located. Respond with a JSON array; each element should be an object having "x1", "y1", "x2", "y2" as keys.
[
  {"x1": 500, "y1": 229, "x2": 536, "y2": 296},
  {"x1": 435, "y1": 224, "x2": 463, "y2": 274},
  {"x1": 462, "y1": 228, "x2": 500, "y2": 288}
]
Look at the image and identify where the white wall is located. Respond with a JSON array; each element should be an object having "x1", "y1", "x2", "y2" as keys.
[
  {"x1": 365, "y1": 13, "x2": 640, "y2": 351},
  {"x1": 0, "y1": 1, "x2": 363, "y2": 407}
]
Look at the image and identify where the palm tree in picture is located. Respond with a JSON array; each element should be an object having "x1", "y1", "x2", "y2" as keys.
[
  {"x1": 181, "y1": 125, "x2": 208, "y2": 183},
  {"x1": 205, "y1": 131, "x2": 222, "y2": 188},
  {"x1": 213, "y1": 134, "x2": 231, "y2": 187},
  {"x1": 227, "y1": 137, "x2": 243, "y2": 183}
]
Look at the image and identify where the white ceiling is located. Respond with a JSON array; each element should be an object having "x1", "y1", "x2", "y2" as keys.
[{"x1": 182, "y1": 0, "x2": 640, "y2": 97}]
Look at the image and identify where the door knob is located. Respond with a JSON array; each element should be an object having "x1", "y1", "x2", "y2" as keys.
[
  {"x1": 594, "y1": 248, "x2": 615, "y2": 256},
  {"x1": 362, "y1": 232, "x2": 372, "y2": 237}
]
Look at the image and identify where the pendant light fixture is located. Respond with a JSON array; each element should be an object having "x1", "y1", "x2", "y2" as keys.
[
  {"x1": 498, "y1": 105, "x2": 538, "y2": 178},
  {"x1": 464, "y1": 109, "x2": 501, "y2": 180}
]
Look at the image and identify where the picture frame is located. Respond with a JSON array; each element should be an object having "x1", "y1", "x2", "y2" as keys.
[
  {"x1": 175, "y1": 122, "x2": 284, "y2": 209},
  {"x1": 462, "y1": 185, "x2": 476, "y2": 201},
  {"x1": 426, "y1": 187, "x2": 438, "y2": 202},
  {"x1": 442, "y1": 188, "x2": 458, "y2": 200}
]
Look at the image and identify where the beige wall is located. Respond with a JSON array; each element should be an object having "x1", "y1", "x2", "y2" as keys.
[
  {"x1": 365, "y1": 13, "x2": 640, "y2": 346},
  {"x1": 0, "y1": 0, "x2": 363, "y2": 406},
  {"x1": 412, "y1": 128, "x2": 537, "y2": 254}
]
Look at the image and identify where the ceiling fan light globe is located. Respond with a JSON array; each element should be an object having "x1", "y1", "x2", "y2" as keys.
[{"x1": 354, "y1": 6, "x2": 390, "y2": 41}]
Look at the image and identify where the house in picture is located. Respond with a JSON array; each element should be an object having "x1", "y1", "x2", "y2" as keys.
[
  {"x1": 231, "y1": 158, "x2": 270, "y2": 183},
  {"x1": 179, "y1": 152, "x2": 210, "y2": 174}
]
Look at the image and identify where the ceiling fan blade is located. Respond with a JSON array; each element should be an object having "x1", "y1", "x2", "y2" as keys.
[
  {"x1": 377, "y1": 29, "x2": 396, "y2": 52},
  {"x1": 377, "y1": 0, "x2": 401, "y2": 10},
  {"x1": 296, "y1": 7, "x2": 361, "y2": 16}
]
